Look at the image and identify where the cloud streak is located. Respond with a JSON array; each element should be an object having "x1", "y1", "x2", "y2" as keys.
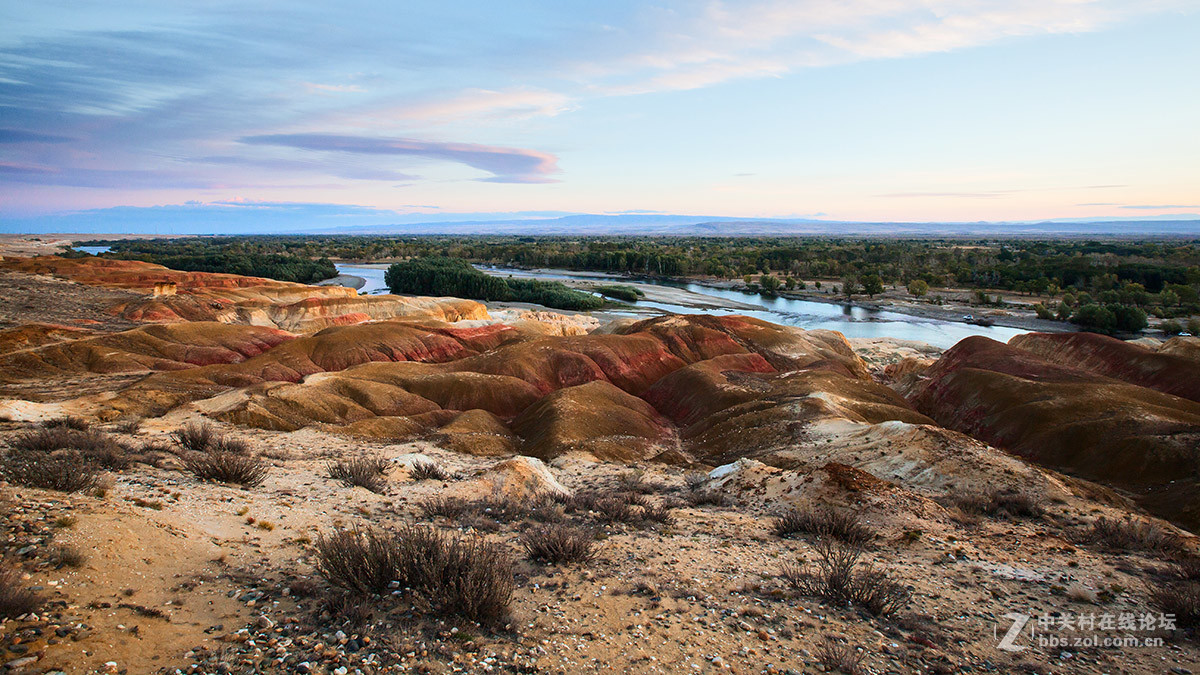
[{"x1": 239, "y1": 133, "x2": 560, "y2": 183}]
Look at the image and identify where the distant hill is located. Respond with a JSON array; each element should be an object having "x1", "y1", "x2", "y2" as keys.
[{"x1": 3, "y1": 202, "x2": 1198, "y2": 237}]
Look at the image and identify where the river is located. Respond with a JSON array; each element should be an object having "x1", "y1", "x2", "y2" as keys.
[{"x1": 335, "y1": 263, "x2": 1027, "y2": 348}]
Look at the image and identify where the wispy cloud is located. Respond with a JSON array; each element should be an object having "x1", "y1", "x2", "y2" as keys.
[
  {"x1": 239, "y1": 133, "x2": 560, "y2": 183},
  {"x1": 380, "y1": 88, "x2": 574, "y2": 124},
  {"x1": 1121, "y1": 204, "x2": 1200, "y2": 209},
  {"x1": 0, "y1": 129, "x2": 75, "y2": 144}
]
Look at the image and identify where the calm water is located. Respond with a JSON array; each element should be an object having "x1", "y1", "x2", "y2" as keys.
[
  {"x1": 73, "y1": 245, "x2": 112, "y2": 255},
  {"x1": 337, "y1": 263, "x2": 1026, "y2": 348}
]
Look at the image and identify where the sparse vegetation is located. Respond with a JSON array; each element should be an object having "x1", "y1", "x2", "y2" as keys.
[
  {"x1": 520, "y1": 524, "x2": 599, "y2": 564},
  {"x1": 773, "y1": 506, "x2": 874, "y2": 547},
  {"x1": 115, "y1": 418, "x2": 142, "y2": 434},
  {"x1": 0, "y1": 567, "x2": 43, "y2": 619},
  {"x1": 328, "y1": 456, "x2": 389, "y2": 493},
  {"x1": 782, "y1": 541, "x2": 911, "y2": 617},
  {"x1": 315, "y1": 525, "x2": 513, "y2": 625},
  {"x1": 1151, "y1": 581, "x2": 1200, "y2": 629}
]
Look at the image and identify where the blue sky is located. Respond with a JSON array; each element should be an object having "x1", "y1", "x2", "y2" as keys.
[{"x1": 2, "y1": 0, "x2": 1198, "y2": 230}]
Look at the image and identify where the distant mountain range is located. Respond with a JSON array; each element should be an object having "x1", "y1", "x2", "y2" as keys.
[{"x1": 3, "y1": 202, "x2": 1198, "y2": 237}]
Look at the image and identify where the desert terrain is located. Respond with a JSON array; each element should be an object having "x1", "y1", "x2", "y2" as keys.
[{"x1": 1, "y1": 245, "x2": 1198, "y2": 675}]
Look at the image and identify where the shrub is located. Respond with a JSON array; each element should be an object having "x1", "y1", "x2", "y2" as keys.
[
  {"x1": 520, "y1": 524, "x2": 599, "y2": 564},
  {"x1": 10, "y1": 427, "x2": 131, "y2": 471},
  {"x1": 115, "y1": 418, "x2": 142, "y2": 435},
  {"x1": 0, "y1": 567, "x2": 43, "y2": 619},
  {"x1": 0, "y1": 448, "x2": 100, "y2": 493},
  {"x1": 328, "y1": 456, "x2": 389, "y2": 493},
  {"x1": 782, "y1": 541, "x2": 911, "y2": 617},
  {"x1": 171, "y1": 422, "x2": 216, "y2": 452},
  {"x1": 773, "y1": 506, "x2": 874, "y2": 547},
  {"x1": 314, "y1": 527, "x2": 400, "y2": 594},
  {"x1": 1085, "y1": 518, "x2": 1182, "y2": 553},
  {"x1": 408, "y1": 460, "x2": 451, "y2": 481},
  {"x1": 315, "y1": 525, "x2": 514, "y2": 625},
  {"x1": 182, "y1": 450, "x2": 268, "y2": 486}
]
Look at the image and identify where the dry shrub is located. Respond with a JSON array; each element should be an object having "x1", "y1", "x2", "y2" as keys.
[
  {"x1": 0, "y1": 567, "x2": 43, "y2": 619},
  {"x1": 773, "y1": 506, "x2": 874, "y2": 547},
  {"x1": 314, "y1": 527, "x2": 400, "y2": 595},
  {"x1": 182, "y1": 450, "x2": 268, "y2": 486},
  {"x1": 1086, "y1": 518, "x2": 1182, "y2": 553},
  {"x1": 0, "y1": 448, "x2": 100, "y2": 493},
  {"x1": 315, "y1": 525, "x2": 513, "y2": 625},
  {"x1": 816, "y1": 638, "x2": 864, "y2": 675},
  {"x1": 520, "y1": 524, "x2": 598, "y2": 564},
  {"x1": 782, "y1": 541, "x2": 911, "y2": 617},
  {"x1": 949, "y1": 489, "x2": 1044, "y2": 520},
  {"x1": 114, "y1": 418, "x2": 142, "y2": 435},
  {"x1": 10, "y1": 426, "x2": 130, "y2": 470},
  {"x1": 171, "y1": 422, "x2": 216, "y2": 452},
  {"x1": 42, "y1": 416, "x2": 90, "y2": 431},
  {"x1": 328, "y1": 456, "x2": 389, "y2": 493},
  {"x1": 408, "y1": 460, "x2": 451, "y2": 481},
  {"x1": 1151, "y1": 581, "x2": 1199, "y2": 629}
]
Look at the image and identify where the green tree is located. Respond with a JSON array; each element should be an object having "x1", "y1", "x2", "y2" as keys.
[
  {"x1": 860, "y1": 273, "x2": 884, "y2": 298},
  {"x1": 906, "y1": 279, "x2": 929, "y2": 297},
  {"x1": 1071, "y1": 304, "x2": 1117, "y2": 333},
  {"x1": 759, "y1": 274, "x2": 781, "y2": 294}
]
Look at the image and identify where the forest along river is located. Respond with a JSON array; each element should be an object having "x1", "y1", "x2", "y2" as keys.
[{"x1": 333, "y1": 263, "x2": 1026, "y2": 349}]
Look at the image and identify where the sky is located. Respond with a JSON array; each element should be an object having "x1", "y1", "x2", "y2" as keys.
[{"x1": 2, "y1": 0, "x2": 1199, "y2": 231}]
